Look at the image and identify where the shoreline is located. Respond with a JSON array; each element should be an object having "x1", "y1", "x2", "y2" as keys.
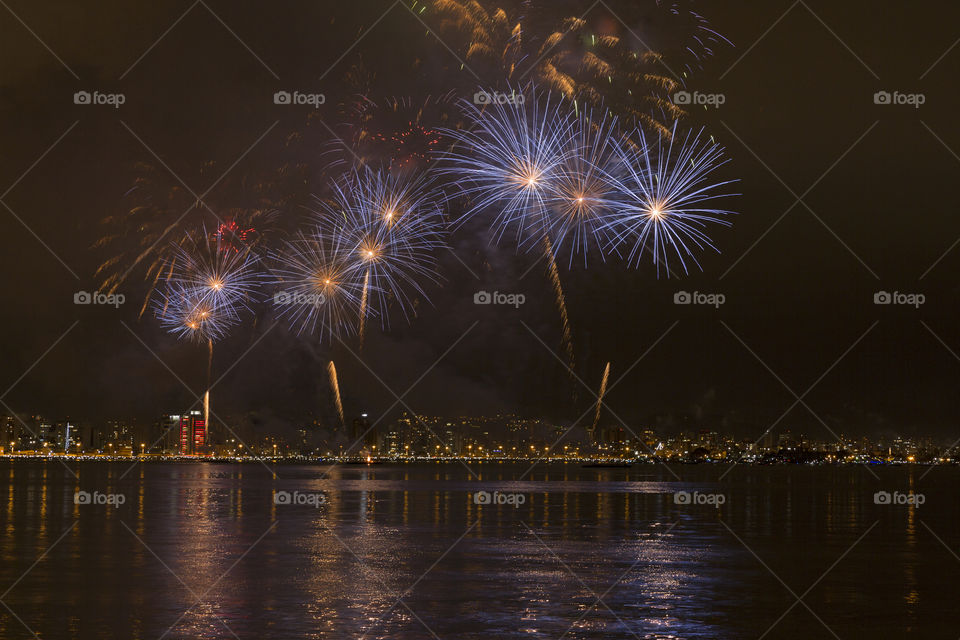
[{"x1": 0, "y1": 454, "x2": 950, "y2": 466}]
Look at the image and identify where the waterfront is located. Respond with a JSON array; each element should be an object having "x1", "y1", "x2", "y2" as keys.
[{"x1": 0, "y1": 461, "x2": 955, "y2": 638}]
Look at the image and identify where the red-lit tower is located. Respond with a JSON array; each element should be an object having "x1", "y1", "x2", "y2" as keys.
[{"x1": 177, "y1": 410, "x2": 205, "y2": 455}]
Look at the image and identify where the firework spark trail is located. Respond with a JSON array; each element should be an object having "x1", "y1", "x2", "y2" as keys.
[
  {"x1": 207, "y1": 338, "x2": 213, "y2": 381},
  {"x1": 592, "y1": 361, "x2": 610, "y2": 436},
  {"x1": 139, "y1": 261, "x2": 169, "y2": 319},
  {"x1": 543, "y1": 235, "x2": 576, "y2": 381},
  {"x1": 328, "y1": 361, "x2": 345, "y2": 429},
  {"x1": 203, "y1": 390, "x2": 210, "y2": 443},
  {"x1": 358, "y1": 269, "x2": 370, "y2": 348},
  {"x1": 656, "y1": 0, "x2": 734, "y2": 75},
  {"x1": 204, "y1": 338, "x2": 213, "y2": 437}
]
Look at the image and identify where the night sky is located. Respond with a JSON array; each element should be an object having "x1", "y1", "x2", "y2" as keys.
[{"x1": 1, "y1": 1, "x2": 959, "y2": 439}]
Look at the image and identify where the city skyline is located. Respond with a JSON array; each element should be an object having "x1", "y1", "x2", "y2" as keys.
[{"x1": 2, "y1": 409, "x2": 956, "y2": 463}]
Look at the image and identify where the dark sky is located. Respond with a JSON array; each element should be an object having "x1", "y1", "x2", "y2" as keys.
[{"x1": 1, "y1": 1, "x2": 959, "y2": 440}]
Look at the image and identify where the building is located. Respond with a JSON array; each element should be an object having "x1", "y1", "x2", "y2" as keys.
[
  {"x1": 158, "y1": 411, "x2": 206, "y2": 455},
  {"x1": 178, "y1": 410, "x2": 206, "y2": 455},
  {"x1": 351, "y1": 413, "x2": 376, "y2": 452}
]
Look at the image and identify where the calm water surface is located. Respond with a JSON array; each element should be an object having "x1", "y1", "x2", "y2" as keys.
[{"x1": 0, "y1": 460, "x2": 956, "y2": 639}]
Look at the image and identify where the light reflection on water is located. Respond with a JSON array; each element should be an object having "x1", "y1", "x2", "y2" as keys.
[{"x1": 0, "y1": 461, "x2": 955, "y2": 639}]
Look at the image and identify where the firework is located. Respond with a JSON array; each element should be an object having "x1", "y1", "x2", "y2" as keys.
[
  {"x1": 428, "y1": 0, "x2": 524, "y2": 78},
  {"x1": 165, "y1": 230, "x2": 264, "y2": 318},
  {"x1": 95, "y1": 158, "x2": 278, "y2": 318},
  {"x1": 602, "y1": 122, "x2": 737, "y2": 276},
  {"x1": 152, "y1": 228, "x2": 263, "y2": 347},
  {"x1": 442, "y1": 89, "x2": 576, "y2": 249},
  {"x1": 204, "y1": 339, "x2": 213, "y2": 430},
  {"x1": 328, "y1": 361, "x2": 345, "y2": 429},
  {"x1": 426, "y1": 1, "x2": 685, "y2": 134},
  {"x1": 313, "y1": 167, "x2": 447, "y2": 331},
  {"x1": 271, "y1": 226, "x2": 366, "y2": 341},
  {"x1": 543, "y1": 107, "x2": 628, "y2": 266},
  {"x1": 532, "y1": 14, "x2": 682, "y2": 137},
  {"x1": 543, "y1": 235, "x2": 576, "y2": 380},
  {"x1": 358, "y1": 269, "x2": 371, "y2": 347},
  {"x1": 343, "y1": 93, "x2": 457, "y2": 173},
  {"x1": 203, "y1": 389, "x2": 210, "y2": 435},
  {"x1": 591, "y1": 361, "x2": 610, "y2": 436},
  {"x1": 654, "y1": 0, "x2": 734, "y2": 76},
  {"x1": 154, "y1": 283, "x2": 238, "y2": 344}
]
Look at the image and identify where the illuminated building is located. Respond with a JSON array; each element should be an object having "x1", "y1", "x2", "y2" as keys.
[{"x1": 171, "y1": 410, "x2": 206, "y2": 455}]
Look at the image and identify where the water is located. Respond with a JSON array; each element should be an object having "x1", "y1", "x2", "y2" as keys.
[{"x1": 0, "y1": 460, "x2": 955, "y2": 638}]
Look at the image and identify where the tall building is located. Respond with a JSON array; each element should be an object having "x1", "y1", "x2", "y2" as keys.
[
  {"x1": 350, "y1": 413, "x2": 376, "y2": 452},
  {"x1": 760, "y1": 430, "x2": 775, "y2": 452},
  {"x1": 170, "y1": 410, "x2": 206, "y2": 455},
  {"x1": 778, "y1": 430, "x2": 794, "y2": 450},
  {"x1": 157, "y1": 415, "x2": 180, "y2": 453}
]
